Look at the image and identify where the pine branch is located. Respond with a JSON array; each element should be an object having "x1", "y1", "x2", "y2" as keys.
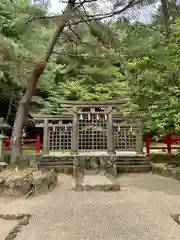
[
  {"x1": 26, "y1": 0, "x2": 136, "y2": 26},
  {"x1": 45, "y1": 0, "x2": 76, "y2": 62},
  {"x1": 52, "y1": 51, "x2": 117, "y2": 60}
]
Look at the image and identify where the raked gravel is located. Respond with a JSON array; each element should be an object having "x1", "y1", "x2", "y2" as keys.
[{"x1": 0, "y1": 173, "x2": 180, "y2": 240}]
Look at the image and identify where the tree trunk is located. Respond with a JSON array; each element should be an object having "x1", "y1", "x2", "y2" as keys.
[
  {"x1": 5, "y1": 90, "x2": 13, "y2": 124},
  {"x1": 161, "y1": 0, "x2": 170, "y2": 37},
  {"x1": 11, "y1": 63, "x2": 45, "y2": 163},
  {"x1": 10, "y1": 0, "x2": 76, "y2": 164}
]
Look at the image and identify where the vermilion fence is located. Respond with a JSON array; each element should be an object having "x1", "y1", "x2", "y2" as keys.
[
  {"x1": 3, "y1": 136, "x2": 41, "y2": 153},
  {"x1": 145, "y1": 136, "x2": 180, "y2": 155}
]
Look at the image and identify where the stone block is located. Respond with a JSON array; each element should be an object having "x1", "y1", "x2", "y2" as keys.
[
  {"x1": 75, "y1": 175, "x2": 120, "y2": 192},
  {"x1": 0, "y1": 169, "x2": 57, "y2": 197}
]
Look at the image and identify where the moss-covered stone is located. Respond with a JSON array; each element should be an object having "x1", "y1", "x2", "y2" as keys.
[
  {"x1": 152, "y1": 164, "x2": 180, "y2": 181},
  {"x1": 150, "y1": 154, "x2": 180, "y2": 163},
  {"x1": 0, "y1": 169, "x2": 57, "y2": 197}
]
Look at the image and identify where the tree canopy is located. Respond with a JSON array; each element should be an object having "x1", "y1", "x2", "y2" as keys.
[{"x1": 0, "y1": 0, "x2": 180, "y2": 136}]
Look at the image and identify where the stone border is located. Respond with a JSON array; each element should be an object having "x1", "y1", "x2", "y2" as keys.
[
  {"x1": 152, "y1": 164, "x2": 180, "y2": 181},
  {"x1": 75, "y1": 183, "x2": 120, "y2": 191},
  {"x1": 0, "y1": 213, "x2": 31, "y2": 240}
]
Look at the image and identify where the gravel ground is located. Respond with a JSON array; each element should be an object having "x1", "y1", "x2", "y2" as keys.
[
  {"x1": 0, "y1": 173, "x2": 180, "y2": 240},
  {"x1": 0, "y1": 219, "x2": 18, "y2": 239}
]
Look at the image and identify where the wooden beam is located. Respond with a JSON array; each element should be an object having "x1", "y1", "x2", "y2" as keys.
[
  {"x1": 113, "y1": 123, "x2": 139, "y2": 127},
  {"x1": 107, "y1": 107, "x2": 115, "y2": 154},
  {"x1": 71, "y1": 108, "x2": 78, "y2": 154},
  {"x1": 60, "y1": 99, "x2": 129, "y2": 106},
  {"x1": 32, "y1": 112, "x2": 73, "y2": 119},
  {"x1": 35, "y1": 123, "x2": 73, "y2": 128},
  {"x1": 43, "y1": 119, "x2": 49, "y2": 154}
]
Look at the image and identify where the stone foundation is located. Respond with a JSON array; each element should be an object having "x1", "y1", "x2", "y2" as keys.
[
  {"x1": 0, "y1": 169, "x2": 57, "y2": 197},
  {"x1": 38, "y1": 154, "x2": 151, "y2": 174}
]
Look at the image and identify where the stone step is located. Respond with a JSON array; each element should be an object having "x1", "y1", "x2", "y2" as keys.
[
  {"x1": 40, "y1": 161, "x2": 145, "y2": 165},
  {"x1": 38, "y1": 161, "x2": 150, "y2": 167},
  {"x1": 37, "y1": 158, "x2": 73, "y2": 162},
  {"x1": 116, "y1": 164, "x2": 151, "y2": 167},
  {"x1": 39, "y1": 157, "x2": 148, "y2": 163},
  {"x1": 113, "y1": 159, "x2": 148, "y2": 163},
  {"x1": 84, "y1": 170, "x2": 102, "y2": 175},
  {"x1": 75, "y1": 174, "x2": 120, "y2": 191},
  {"x1": 116, "y1": 162, "x2": 150, "y2": 166},
  {"x1": 115, "y1": 157, "x2": 149, "y2": 164},
  {"x1": 37, "y1": 155, "x2": 151, "y2": 173},
  {"x1": 39, "y1": 162, "x2": 73, "y2": 166},
  {"x1": 40, "y1": 155, "x2": 147, "y2": 158},
  {"x1": 39, "y1": 166, "x2": 72, "y2": 170},
  {"x1": 115, "y1": 159, "x2": 149, "y2": 163},
  {"x1": 38, "y1": 157, "x2": 73, "y2": 162},
  {"x1": 38, "y1": 160, "x2": 150, "y2": 166},
  {"x1": 115, "y1": 157, "x2": 148, "y2": 161},
  {"x1": 116, "y1": 165, "x2": 152, "y2": 173},
  {"x1": 116, "y1": 155, "x2": 146, "y2": 157}
]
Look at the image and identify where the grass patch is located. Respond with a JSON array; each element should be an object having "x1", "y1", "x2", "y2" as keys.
[
  {"x1": 49, "y1": 151, "x2": 71, "y2": 156},
  {"x1": 4, "y1": 150, "x2": 42, "y2": 156},
  {"x1": 143, "y1": 142, "x2": 180, "y2": 155},
  {"x1": 4, "y1": 150, "x2": 42, "y2": 164}
]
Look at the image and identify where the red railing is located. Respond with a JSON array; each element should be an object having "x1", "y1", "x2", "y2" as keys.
[
  {"x1": 145, "y1": 136, "x2": 180, "y2": 155},
  {"x1": 4, "y1": 136, "x2": 41, "y2": 153}
]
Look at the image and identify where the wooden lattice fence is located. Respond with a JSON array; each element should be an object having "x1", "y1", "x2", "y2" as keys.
[{"x1": 33, "y1": 100, "x2": 143, "y2": 154}]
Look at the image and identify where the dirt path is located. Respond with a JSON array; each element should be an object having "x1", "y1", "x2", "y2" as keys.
[{"x1": 0, "y1": 173, "x2": 180, "y2": 240}]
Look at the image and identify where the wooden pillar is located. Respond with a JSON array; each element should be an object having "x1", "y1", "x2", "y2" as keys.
[
  {"x1": 0, "y1": 135, "x2": 6, "y2": 162},
  {"x1": 73, "y1": 156, "x2": 79, "y2": 178},
  {"x1": 71, "y1": 109, "x2": 78, "y2": 154},
  {"x1": 107, "y1": 107, "x2": 115, "y2": 154},
  {"x1": 145, "y1": 136, "x2": 150, "y2": 155},
  {"x1": 43, "y1": 119, "x2": 49, "y2": 155},
  {"x1": 113, "y1": 163, "x2": 117, "y2": 176},
  {"x1": 136, "y1": 128, "x2": 144, "y2": 154}
]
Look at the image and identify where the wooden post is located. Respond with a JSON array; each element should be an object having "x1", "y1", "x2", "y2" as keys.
[
  {"x1": 0, "y1": 135, "x2": 6, "y2": 162},
  {"x1": 107, "y1": 107, "x2": 115, "y2": 154},
  {"x1": 136, "y1": 128, "x2": 144, "y2": 154},
  {"x1": 43, "y1": 119, "x2": 49, "y2": 155},
  {"x1": 36, "y1": 136, "x2": 41, "y2": 153},
  {"x1": 145, "y1": 136, "x2": 150, "y2": 155},
  {"x1": 71, "y1": 109, "x2": 78, "y2": 154},
  {"x1": 166, "y1": 135, "x2": 171, "y2": 155}
]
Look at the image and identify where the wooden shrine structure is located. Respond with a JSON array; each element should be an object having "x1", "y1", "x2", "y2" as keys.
[{"x1": 33, "y1": 100, "x2": 144, "y2": 155}]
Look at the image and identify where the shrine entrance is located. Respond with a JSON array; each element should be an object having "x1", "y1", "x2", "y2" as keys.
[
  {"x1": 78, "y1": 111, "x2": 107, "y2": 151},
  {"x1": 33, "y1": 100, "x2": 144, "y2": 155},
  {"x1": 34, "y1": 100, "x2": 148, "y2": 181}
]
